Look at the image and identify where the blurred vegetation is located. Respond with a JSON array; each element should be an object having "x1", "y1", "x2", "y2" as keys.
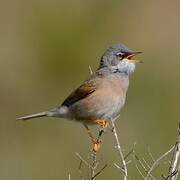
[{"x1": 1, "y1": 0, "x2": 180, "y2": 179}]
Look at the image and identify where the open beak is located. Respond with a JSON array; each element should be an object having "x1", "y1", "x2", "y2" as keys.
[{"x1": 127, "y1": 51, "x2": 143, "y2": 63}]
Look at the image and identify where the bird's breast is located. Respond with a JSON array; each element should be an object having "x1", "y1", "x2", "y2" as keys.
[
  {"x1": 69, "y1": 74, "x2": 129, "y2": 121},
  {"x1": 99, "y1": 75, "x2": 129, "y2": 119}
]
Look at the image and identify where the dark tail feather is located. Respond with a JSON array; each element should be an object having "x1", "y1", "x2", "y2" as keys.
[{"x1": 17, "y1": 111, "x2": 47, "y2": 121}]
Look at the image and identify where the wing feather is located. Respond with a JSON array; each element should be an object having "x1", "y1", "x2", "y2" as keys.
[{"x1": 62, "y1": 81, "x2": 96, "y2": 107}]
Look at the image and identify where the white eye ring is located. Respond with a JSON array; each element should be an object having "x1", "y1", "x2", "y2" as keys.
[
  {"x1": 116, "y1": 52, "x2": 124, "y2": 60},
  {"x1": 116, "y1": 52, "x2": 123, "y2": 56}
]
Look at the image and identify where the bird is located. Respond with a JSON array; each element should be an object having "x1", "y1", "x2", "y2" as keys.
[{"x1": 18, "y1": 43, "x2": 142, "y2": 151}]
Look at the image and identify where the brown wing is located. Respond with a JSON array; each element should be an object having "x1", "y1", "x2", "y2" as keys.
[{"x1": 62, "y1": 80, "x2": 96, "y2": 107}]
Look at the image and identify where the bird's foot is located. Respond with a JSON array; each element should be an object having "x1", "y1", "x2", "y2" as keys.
[
  {"x1": 95, "y1": 119, "x2": 109, "y2": 129},
  {"x1": 92, "y1": 139, "x2": 102, "y2": 152}
]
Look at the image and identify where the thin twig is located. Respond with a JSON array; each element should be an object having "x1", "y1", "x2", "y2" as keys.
[
  {"x1": 91, "y1": 164, "x2": 108, "y2": 180},
  {"x1": 111, "y1": 116, "x2": 128, "y2": 180},
  {"x1": 89, "y1": 66, "x2": 93, "y2": 75},
  {"x1": 124, "y1": 142, "x2": 136, "y2": 160},
  {"x1": 91, "y1": 152, "x2": 98, "y2": 180},
  {"x1": 68, "y1": 173, "x2": 71, "y2": 180},
  {"x1": 135, "y1": 162, "x2": 146, "y2": 179},
  {"x1": 114, "y1": 163, "x2": 126, "y2": 173},
  {"x1": 134, "y1": 153, "x2": 156, "y2": 180},
  {"x1": 78, "y1": 160, "x2": 85, "y2": 180},
  {"x1": 76, "y1": 152, "x2": 92, "y2": 180},
  {"x1": 76, "y1": 149, "x2": 107, "y2": 180},
  {"x1": 145, "y1": 146, "x2": 175, "y2": 180},
  {"x1": 75, "y1": 152, "x2": 92, "y2": 168},
  {"x1": 142, "y1": 158, "x2": 151, "y2": 170},
  {"x1": 167, "y1": 123, "x2": 180, "y2": 180},
  {"x1": 148, "y1": 146, "x2": 155, "y2": 163},
  {"x1": 134, "y1": 154, "x2": 149, "y2": 173}
]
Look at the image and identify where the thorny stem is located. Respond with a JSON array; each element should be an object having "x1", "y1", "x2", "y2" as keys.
[
  {"x1": 91, "y1": 152, "x2": 98, "y2": 180},
  {"x1": 111, "y1": 117, "x2": 128, "y2": 180},
  {"x1": 76, "y1": 151, "x2": 107, "y2": 180}
]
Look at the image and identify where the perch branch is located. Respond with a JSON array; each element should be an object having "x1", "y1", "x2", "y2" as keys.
[
  {"x1": 111, "y1": 116, "x2": 128, "y2": 180},
  {"x1": 75, "y1": 151, "x2": 107, "y2": 180},
  {"x1": 91, "y1": 152, "x2": 98, "y2": 180}
]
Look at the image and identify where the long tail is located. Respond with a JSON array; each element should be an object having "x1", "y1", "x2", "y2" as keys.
[{"x1": 17, "y1": 111, "x2": 47, "y2": 121}]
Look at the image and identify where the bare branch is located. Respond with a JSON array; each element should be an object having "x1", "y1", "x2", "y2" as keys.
[
  {"x1": 135, "y1": 162, "x2": 146, "y2": 179},
  {"x1": 167, "y1": 123, "x2": 180, "y2": 180},
  {"x1": 148, "y1": 147, "x2": 155, "y2": 163},
  {"x1": 75, "y1": 152, "x2": 92, "y2": 168},
  {"x1": 77, "y1": 159, "x2": 85, "y2": 180},
  {"x1": 91, "y1": 164, "x2": 108, "y2": 180},
  {"x1": 68, "y1": 173, "x2": 71, "y2": 180},
  {"x1": 89, "y1": 66, "x2": 93, "y2": 75},
  {"x1": 91, "y1": 152, "x2": 98, "y2": 180},
  {"x1": 111, "y1": 116, "x2": 128, "y2": 180},
  {"x1": 124, "y1": 142, "x2": 136, "y2": 160},
  {"x1": 142, "y1": 158, "x2": 151, "y2": 170},
  {"x1": 133, "y1": 153, "x2": 156, "y2": 180},
  {"x1": 145, "y1": 146, "x2": 175, "y2": 180},
  {"x1": 76, "y1": 151, "x2": 107, "y2": 180},
  {"x1": 114, "y1": 163, "x2": 126, "y2": 173}
]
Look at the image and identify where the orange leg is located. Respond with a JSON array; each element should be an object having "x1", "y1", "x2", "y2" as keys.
[
  {"x1": 83, "y1": 120, "x2": 109, "y2": 152},
  {"x1": 94, "y1": 119, "x2": 109, "y2": 152},
  {"x1": 95, "y1": 119, "x2": 109, "y2": 142},
  {"x1": 83, "y1": 124, "x2": 100, "y2": 152},
  {"x1": 83, "y1": 124, "x2": 96, "y2": 143}
]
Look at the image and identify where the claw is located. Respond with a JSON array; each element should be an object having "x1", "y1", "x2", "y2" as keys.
[{"x1": 93, "y1": 140, "x2": 102, "y2": 152}]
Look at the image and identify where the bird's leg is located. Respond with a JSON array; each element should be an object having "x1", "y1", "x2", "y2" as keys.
[
  {"x1": 96, "y1": 119, "x2": 109, "y2": 140},
  {"x1": 93, "y1": 119, "x2": 109, "y2": 152},
  {"x1": 83, "y1": 124, "x2": 100, "y2": 152},
  {"x1": 83, "y1": 120, "x2": 109, "y2": 152},
  {"x1": 83, "y1": 124, "x2": 96, "y2": 144}
]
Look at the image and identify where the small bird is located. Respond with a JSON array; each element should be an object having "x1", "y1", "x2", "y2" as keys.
[{"x1": 18, "y1": 44, "x2": 142, "y2": 150}]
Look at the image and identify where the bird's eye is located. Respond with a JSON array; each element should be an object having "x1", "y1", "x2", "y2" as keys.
[{"x1": 116, "y1": 52, "x2": 125, "y2": 60}]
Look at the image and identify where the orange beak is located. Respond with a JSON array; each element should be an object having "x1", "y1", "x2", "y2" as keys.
[{"x1": 127, "y1": 51, "x2": 143, "y2": 63}]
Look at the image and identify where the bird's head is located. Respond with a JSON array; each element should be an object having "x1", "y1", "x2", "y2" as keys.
[{"x1": 99, "y1": 44, "x2": 142, "y2": 75}]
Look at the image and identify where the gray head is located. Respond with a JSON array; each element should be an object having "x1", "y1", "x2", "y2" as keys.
[{"x1": 98, "y1": 44, "x2": 142, "y2": 75}]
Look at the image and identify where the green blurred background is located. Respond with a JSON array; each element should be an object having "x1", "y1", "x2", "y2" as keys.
[{"x1": 1, "y1": 0, "x2": 180, "y2": 179}]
